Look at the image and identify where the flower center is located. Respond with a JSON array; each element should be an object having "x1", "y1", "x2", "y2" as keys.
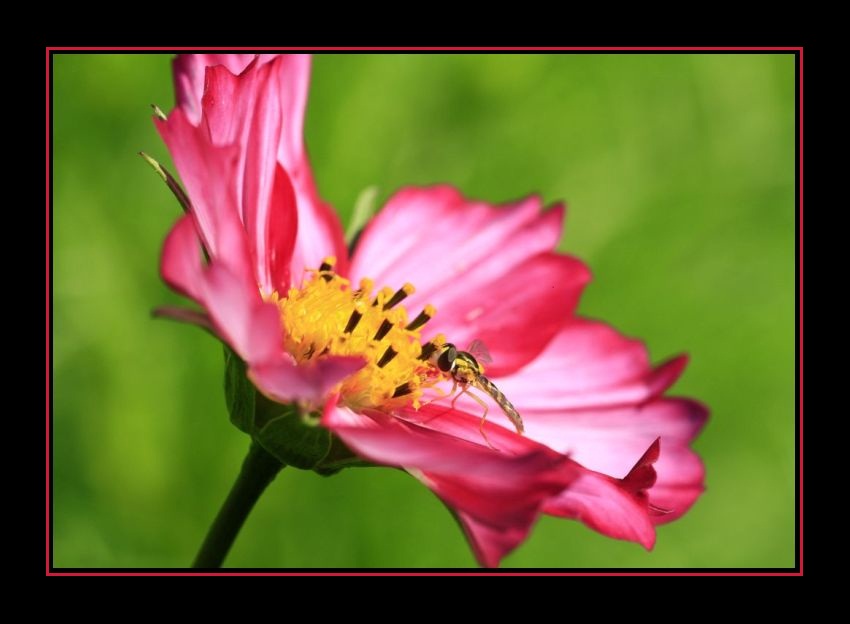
[{"x1": 271, "y1": 257, "x2": 444, "y2": 412}]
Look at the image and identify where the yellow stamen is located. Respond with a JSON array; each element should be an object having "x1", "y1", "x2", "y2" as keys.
[{"x1": 272, "y1": 258, "x2": 441, "y2": 412}]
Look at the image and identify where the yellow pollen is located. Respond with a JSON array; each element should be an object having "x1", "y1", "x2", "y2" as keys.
[{"x1": 272, "y1": 259, "x2": 444, "y2": 412}]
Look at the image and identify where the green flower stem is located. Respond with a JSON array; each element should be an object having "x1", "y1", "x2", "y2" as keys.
[{"x1": 192, "y1": 442, "x2": 285, "y2": 568}]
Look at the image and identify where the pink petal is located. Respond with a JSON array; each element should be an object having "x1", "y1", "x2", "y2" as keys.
[
  {"x1": 173, "y1": 54, "x2": 277, "y2": 125},
  {"x1": 287, "y1": 167, "x2": 350, "y2": 283},
  {"x1": 350, "y1": 186, "x2": 587, "y2": 374},
  {"x1": 452, "y1": 511, "x2": 536, "y2": 569},
  {"x1": 404, "y1": 400, "x2": 701, "y2": 541},
  {"x1": 427, "y1": 252, "x2": 590, "y2": 376},
  {"x1": 198, "y1": 263, "x2": 281, "y2": 365},
  {"x1": 155, "y1": 109, "x2": 232, "y2": 254},
  {"x1": 396, "y1": 402, "x2": 545, "y2": 455},
  {"x1": 325, "y1": 404, "x2": 563, "y2": 478},
  {"x1": 415, "y1": 471, "x2": 552, "y2": 568},
  {"x1": 406, "y1": 202, "x2": 567, "y2": 314},
  {"x1": 197, "y1": 60, "x2": 286, "y2": 294},
  {"x1": 171, "y1": 54, "x2": 344, "y2": 288},
  {"x1": 643, "y1": 450, "x2": 706, "y2": 525},
  {"x1": 161, "y1": 62, "x2": 302, "y2": 294},
  {"x1": 155, "y1": 111, "x2": 255, "y2": 286},
  {"x1": 263, "y1": 166, "x2": 299, "y2": 293},
  {"x1": 518, "y1": 398, "x2": 706, "y2": 473},
  {"x1": 272, "y1": 55, "x2": 348, "y2": 280},
  {"x1": 496, "y1": 318, "x2": 688, "y2": 411},
  {"x1": 161, "y1": 221, "x2": 363, "y2": 405},
  {"x1": 350, "y1": 186, "x2": 538, "y2": 289},
  {"x1": 519, "y1": 398, "x2": 708, "y2": 523},
  {"x1": 486, "y1": 318, "x2": 707, "y2": 522},
  {"x1": 323, "y1": 403, "x2": 575, "y2": 567},
  {"x1": 232, "y1": 62, "x2": 283, "y2": 293},
  {"x1": 543, "y1": 458, "x2": 657, "y2": 550},
  {"x1": 198, "y1": 59, "x2": 256, "y2": 147},
  {"x1": 350, "y1": 186, "x2": 563, "y2": 301},
  {"x1": 160, "y1": 214, "x2": 204, "y2": 302},
  {"x1": 647, "y1": 480, "x2": 706, "y2": 524},
  {"x1": 160, "y1": 213, "x2": 287, "y2": 367},
  {"x1": 621, "y1": 438, "x2": 660, "y2": 494},
  {"x1": 273, "y1": 54, "x2": 311, "y2": 176},
  {"x1": 249, "y1": 357, "x2": 366, "y2": 405},
  {"x1": 197, "y1": 55, "x2": 347, "y2": 282}
]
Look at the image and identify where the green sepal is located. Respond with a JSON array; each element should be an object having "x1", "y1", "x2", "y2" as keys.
[
  {"x1": 223, "y1": 347, "x2": 356, "y2": 471},
  {"x1": 224, "y1": 347, "x2": 256, "y2": 434},
  {"x1": 314, "y1": 435, "x2": 374, "y2": 476},
  {"x1": 255, "y1": 405, "x2": 333, "y2": 470}
]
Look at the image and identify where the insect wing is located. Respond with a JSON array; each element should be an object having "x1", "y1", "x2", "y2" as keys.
[{"x1": 465, "y1": 339, "x2": 493, "y2": 364}]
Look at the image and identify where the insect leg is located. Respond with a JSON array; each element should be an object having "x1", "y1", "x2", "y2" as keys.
[
  {"x1": 420, "y1": 378, "x2": 457, "y2": 409},
  {"x1": 456, "y1": 387, "x2": 496, "y2": 451},
  {"x1": 419, "y1": 379, "x2": 459, "y2": 423},
  {"x1": 449, "y1": 382, "x2": 466, "y2": 412}
]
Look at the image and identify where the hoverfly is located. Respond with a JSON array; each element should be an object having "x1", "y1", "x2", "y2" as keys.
[{"x1": 429, "y1": 339, "x2": 524, "y2": 446}]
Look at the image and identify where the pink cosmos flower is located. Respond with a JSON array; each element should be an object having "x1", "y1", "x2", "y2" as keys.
[{"x1": 152, "y1": 54, "x2": 707, "y2": 567}]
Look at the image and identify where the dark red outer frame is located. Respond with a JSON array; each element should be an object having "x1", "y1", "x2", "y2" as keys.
[{"x1": 45, "y1": 45, "x2": 804, "y2": 577}]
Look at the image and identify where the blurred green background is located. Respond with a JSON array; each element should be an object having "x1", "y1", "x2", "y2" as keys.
[{"x1": 53, "y1": 53, "x2": 796, "y2": 568}]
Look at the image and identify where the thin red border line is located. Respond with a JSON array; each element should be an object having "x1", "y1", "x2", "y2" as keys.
[
  {"x1": 46, "y1": 46, "x2": 803, "y2": 52},
  {"x1": 798, "y1": 48, "x2": 803, "y2": 575},
  {"x1": 46, "y1": 47, "x2": 51, "y2": 576},
  {"x1": 46, "y1": 48, "x2": 803, "y2": 576},
  {"x1": 49, "y1": 572, "x2": 800, "y2": 576}
]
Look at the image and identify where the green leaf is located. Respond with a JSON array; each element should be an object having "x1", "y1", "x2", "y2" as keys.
[
  {"x1": 224, "y1": 347, "x2": 255, "y2": 434},
  {"x1": 345, "y1": 185, "x2": 379, "y2": 251},
  {"x1": 314, "y1": 435, "x2": 374, "y2": 475},
  {"x1": 255, "y1": 407, "x2": 333, "y2": 470}
]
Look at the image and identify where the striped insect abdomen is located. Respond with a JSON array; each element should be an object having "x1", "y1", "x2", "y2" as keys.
[{"x1": 476, "y1": 376, "x2": 525, "y2": 434}]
